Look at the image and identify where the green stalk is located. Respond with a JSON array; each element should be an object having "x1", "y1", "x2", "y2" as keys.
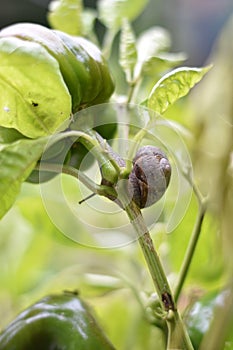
[
  {"x1": 45, "y1": 130, "x2": 118, "y2": 170},
  {"x1": 174, "y1": 203, "x2": 206, "y2": 302},
  {"x1": 126, "y1": 81, "x2": 137, "y2": 104},
  {"x1": 121, "y1": 193, "x2": 194, "y2": 349},
  {"x1": 36, "y1": 163, "x2": 117, "y2": 201},
  {"x1": 125, "y1": 120, "x2": 155, "y2": 174},
  {"x1": 45, "y1": 129, "x2": 194, "y2": 348},
  {"x1": 43, "y1": 130, "x2": 120, "y2": 185},
  {"x1": 174, "y1": 173, "x2": 207, "y2": 302}
]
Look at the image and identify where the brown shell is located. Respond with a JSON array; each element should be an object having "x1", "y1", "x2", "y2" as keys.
[{"x1": 128, "y1": 146, "x2": 171, "y2": 208}]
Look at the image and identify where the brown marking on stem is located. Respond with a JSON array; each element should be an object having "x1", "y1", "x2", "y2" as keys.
[
  {"x1": 162, "y1": 292, "x2": 175, "y2": 312},
  {"x1": 143, "y1": 232, "x2": 156, "y2": 252}
]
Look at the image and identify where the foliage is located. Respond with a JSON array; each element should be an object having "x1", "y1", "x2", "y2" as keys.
[{"x1": 0, "y1": 0, "x2": 232, "y2": 349}]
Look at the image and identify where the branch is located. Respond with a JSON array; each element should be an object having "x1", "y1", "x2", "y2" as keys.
[
  {"x1": 174, "y1": 167, "x2": 207, "y2": 302},
  {"x1": 119, "y1": 186, "x2": 194, "y2": 349}
]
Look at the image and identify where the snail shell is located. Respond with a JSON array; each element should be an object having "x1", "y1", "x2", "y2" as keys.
[
  {"x1": 128, "y1": 146, "x2": 171, "y2": 208},
  {"x1": 93, "y1": 132, "x2": 171, "y2": 208}
]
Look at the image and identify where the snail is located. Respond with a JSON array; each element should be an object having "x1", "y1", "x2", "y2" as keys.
[
  {"x1": 128, "y1": 146, "x2": 171, "y2": 208},
  {"x1": 94, "y1": 133, "x2": 171, "y2": 209}
]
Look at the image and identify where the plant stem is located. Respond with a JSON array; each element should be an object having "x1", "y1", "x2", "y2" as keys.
[
  {"x1": 122, "y1": 196, "x2": 194, "y2": 349},
  {"x1": 37, "y1": 163, "x2": 117, "y2": 200},
  {"x1": 174, "y1": 173, "x2": 207, "y2": 302},
  {"x1": 125, "y1": 124, "x2": 149, "y2": 174},
  {"x1": 127, "y1": 81, "x2": 136, "y2": 104},
  {"x1": 125, "y1": 201, "x2": 172, "y2": 305},
  {"x1": 174, "y1": 203, "x2": 206, "y2": 302}
]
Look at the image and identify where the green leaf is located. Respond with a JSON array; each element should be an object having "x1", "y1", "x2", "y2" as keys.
[
  {"x1": 0, "y1": 137, "x2": 48, "y2": 219},
  {"x1": 147, "y1": 65, "x2": 212, "y2": 114},
  {"x1": 47, "y1": 0, "x2": 83, "y2": 35},
  {"x1": 135, "y1": 26, "x2": 172, "y2": 79},
  {"x1": 141, "y1": 52, "x2": 187, "y2": 76},
  {"x1": 0, "y1": 126, "x2": 25, "y2": 143},
  {"x1": 119, "y1": 19, "x2": 137, "y2": 82},
  {"x1": 98, "y1": 0, "x2": 148, "y2": 30},
  {"x1": 0, "y1": 37, "x2": 71, "y2": 138},
  {"x1": 137, "y1": 27, "x2": 171, "y2": 60},
  {"x1": 82, "y1": 8, "x2": 98, "y2": 39}
]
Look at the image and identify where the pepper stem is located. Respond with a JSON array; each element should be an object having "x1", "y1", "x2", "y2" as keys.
[{"x1": 117, "y1": 182, "x2": 194, "y2": 349}]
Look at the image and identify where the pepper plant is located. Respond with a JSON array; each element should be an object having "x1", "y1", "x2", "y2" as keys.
[{"x1": 0, "y1": 0, "x2": 232, "y2": 349}]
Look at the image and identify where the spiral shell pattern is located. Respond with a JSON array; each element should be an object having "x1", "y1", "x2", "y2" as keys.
[{"x1": 128, "y1": 146, "x2": 171, "y2": 208}]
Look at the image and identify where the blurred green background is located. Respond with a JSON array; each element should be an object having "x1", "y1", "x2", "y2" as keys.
[
  {"x1": 1, "y1": 0, "x2": 233, "y2": 65},
  {"x1": 0, "y1": 1, "x2": 233, "y2": 349}
]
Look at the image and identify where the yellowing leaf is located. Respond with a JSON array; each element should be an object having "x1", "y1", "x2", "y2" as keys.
[{"x1": 148, "y1": 66, "x2": 212, "y2": 115}]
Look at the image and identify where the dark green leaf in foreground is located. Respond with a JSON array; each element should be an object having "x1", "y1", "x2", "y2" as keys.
[
  {"x1": 148, "y1": 66, "x2": 212, "y2": 115},
  {"x1": 0, "y1": 137, "x2": 48, "y2": 219}
]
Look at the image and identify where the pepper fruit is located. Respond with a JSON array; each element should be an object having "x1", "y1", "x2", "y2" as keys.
[
  {"x1": 0, "y1": 22, "x2": 116, "y2": 182},
  {"x1": 0, "y1": 292, "x2": 116, "y2": 350},
  {"x1": 0, "y1": 22, "x2": 115, "y2": 116}
]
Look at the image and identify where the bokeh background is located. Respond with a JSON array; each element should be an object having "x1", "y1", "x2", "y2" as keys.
[
  {"x1": 0, "y1": 1, "x2": 233, "y2": 349},
  {"x1": 1, "y1": 0, "x2": 233, "y2": 65}
]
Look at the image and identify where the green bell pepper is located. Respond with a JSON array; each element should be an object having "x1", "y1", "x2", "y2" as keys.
[
  {"x1": 0, "y1": 22, "x2": 116, "y2": 181},
  {"x1": 0, "y1": 22, "x2": 115, "y2": 138},
  {"x1": 0, "y1": 292, "x2": 116, "y2": 350}
]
